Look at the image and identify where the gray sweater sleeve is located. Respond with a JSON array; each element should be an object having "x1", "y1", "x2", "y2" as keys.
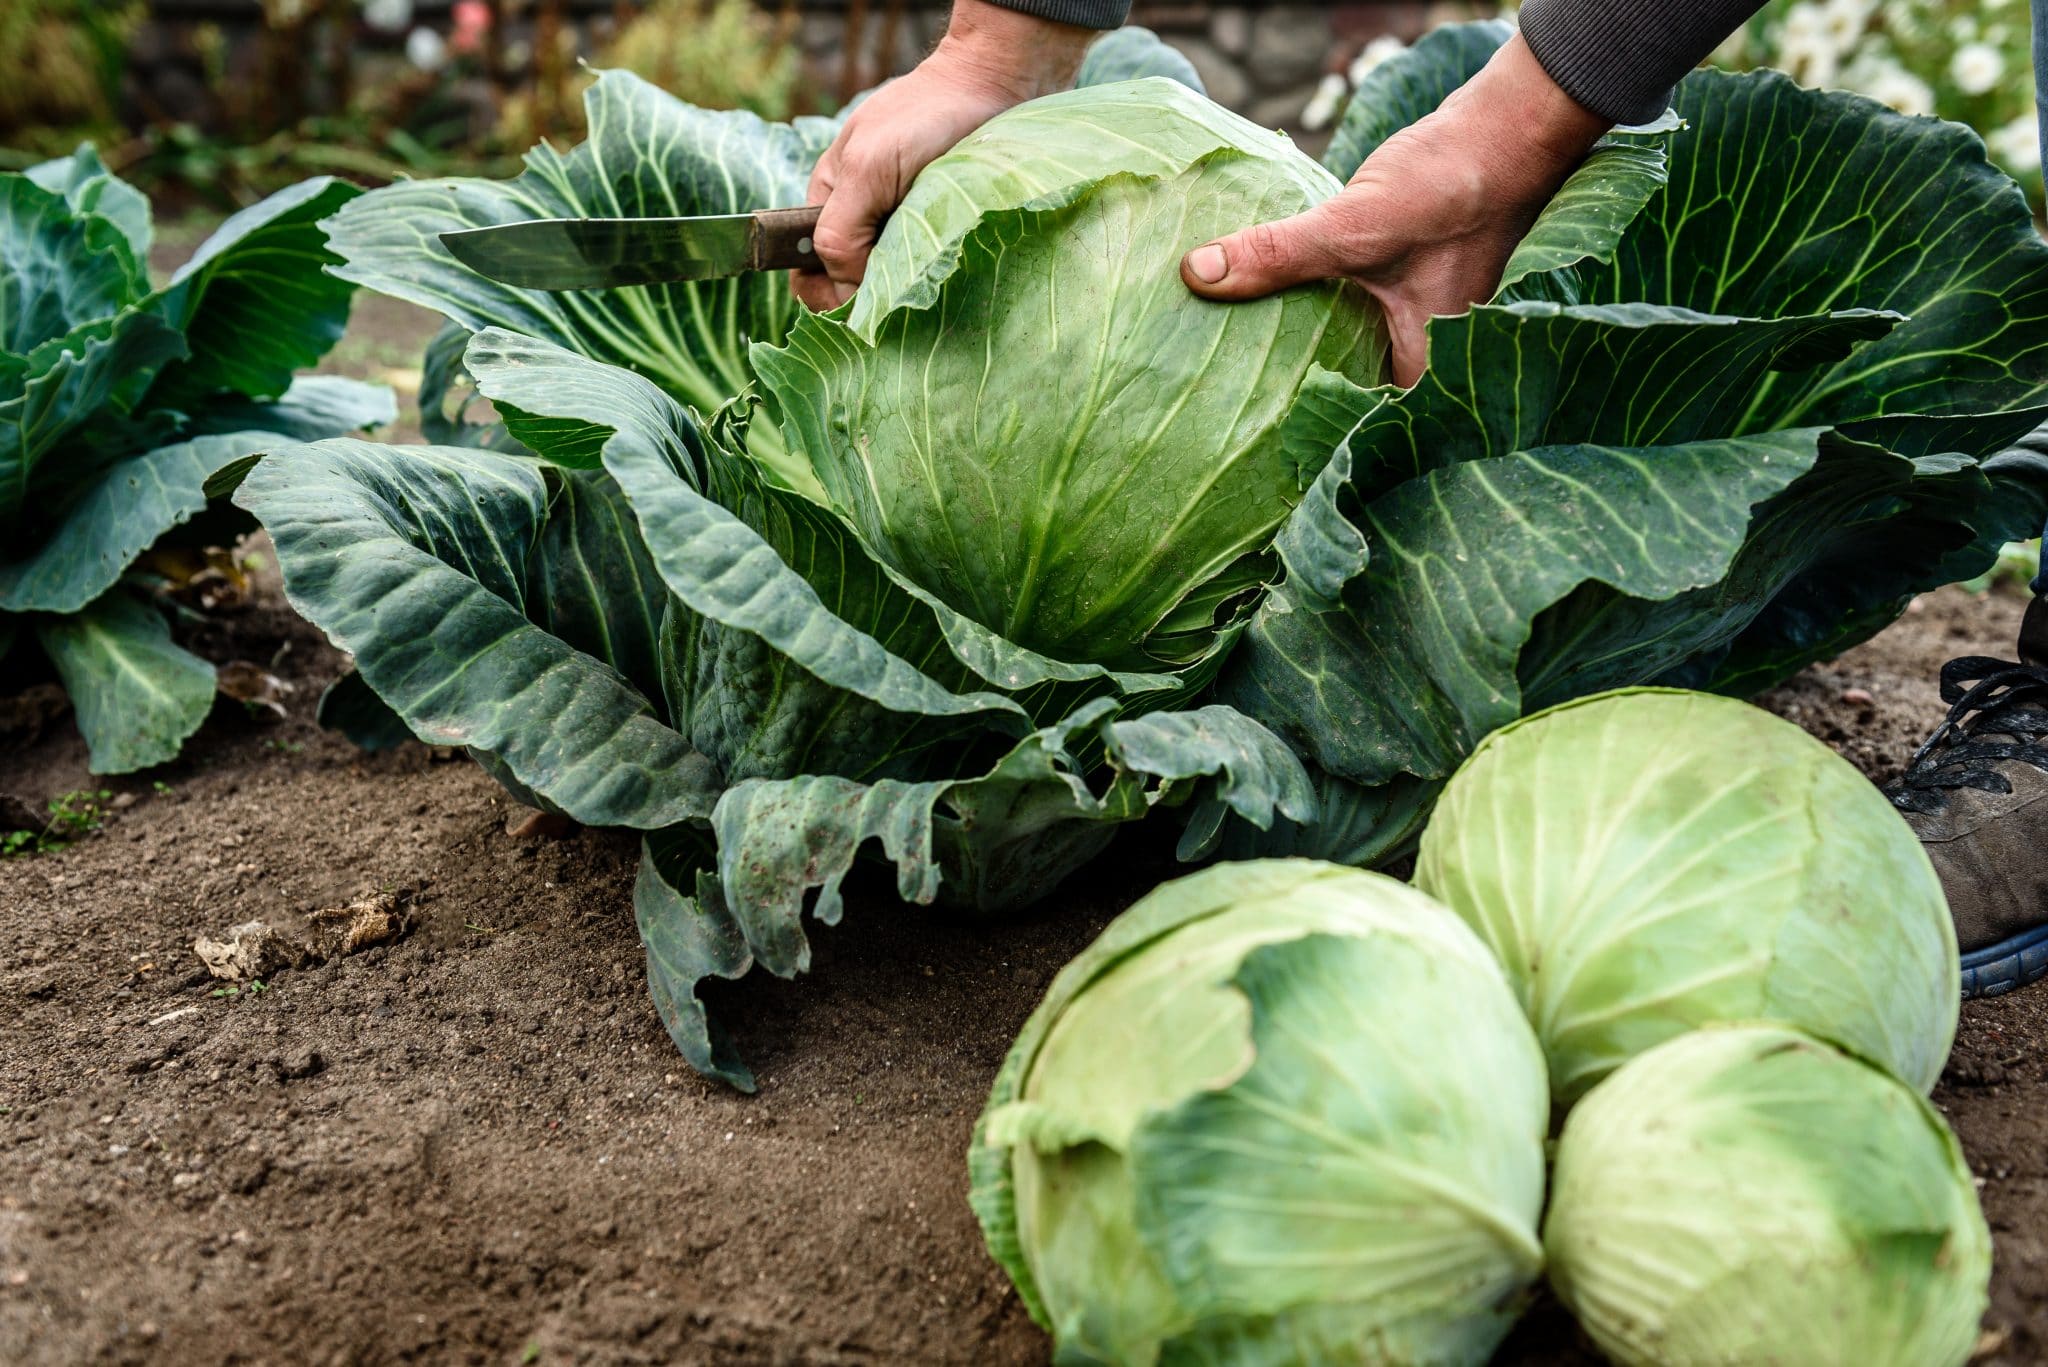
[
  {"x1": 1519, "y1": 0, "x2": 1767, "y2": 124},
  {"x1": 986, "y1": 0, "x2": 1130, "y2": 29}
]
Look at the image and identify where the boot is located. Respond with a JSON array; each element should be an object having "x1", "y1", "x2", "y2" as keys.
[{"x1": 1888, "y1": 596, "x2": 2048, "y2": 997}]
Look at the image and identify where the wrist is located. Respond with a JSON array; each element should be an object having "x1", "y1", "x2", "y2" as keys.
[
  {"x1": 934, "y1": 0, "x2": 1093, "y2": 101},
  {"x1": 1447, "y1": 33, "x2": 1610, "y2": 198}
]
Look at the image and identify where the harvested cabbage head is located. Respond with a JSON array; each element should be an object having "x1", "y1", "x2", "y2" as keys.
[
  {"x1": 1545, "y1": 1024, "x2": 1991, "y2": 1367},
  {"x1": 756, "y1": 80, "x2": 1386, "y2": 671},
  {"x1": 1415, "y1": 688, "x2": 1958, "y2": 1104},
  {"x1": 970, "y1": 859, "x2": 1548, "y2": 1366}
]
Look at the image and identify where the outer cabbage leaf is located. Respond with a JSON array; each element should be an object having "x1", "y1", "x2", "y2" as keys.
[
  {"x1": 1322, "y1": 21, "x2": 1515, "y2": 179},
  {"x1": 33, "y1": 591, "x2": 217, "y2": 774},
  {"x1": 640, "y1": 710, "x2": 1312, "y2": 1090},
  {"x1": 236, "y1": 439, "x2": 720, "y2": 827},
  {"x1": 321, "y1": 70, "x2": 834, "y2": 494},
  {"x1": 0, "y1": 173, "x2": 147, "y2": 354},
  {"x1": 1075, "y1": 26, "x2": 1205, "y2": 93},
  {"x1": 1593, "y1": 69, "x2": 2048, "y2": 437},
  {"x1": 144, "y1": 177, "x2": 363, "y2": 409},
  {"x1": 26, "y1": 146, "x2": 151, "y2": 261},
  {"x1": 1223, "y1": 62, "x2": 2048, "y2": 863},
  {"x1": 0, "y1": 431, "x2": 275, "y2": 614}
]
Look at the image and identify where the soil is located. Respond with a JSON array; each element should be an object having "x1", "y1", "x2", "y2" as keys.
[{"x1": 1, "y1": 229, "x2": 2042, "y2": 1367}]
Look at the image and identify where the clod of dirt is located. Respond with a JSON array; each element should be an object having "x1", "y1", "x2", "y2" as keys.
[
  {"x1": 506, "y1": 808, "x2": 578, "y2": 841},
  {"x1": 193, "y1": 892, "x2": 414, "y2": 982},
  {"x1": 214, "y1": 662, "x2": 294, "y2": 718}
]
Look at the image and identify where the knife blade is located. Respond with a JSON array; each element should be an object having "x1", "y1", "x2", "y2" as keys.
[{"x1": 439, "y1": 206, "x2": 822, "y2": 290}]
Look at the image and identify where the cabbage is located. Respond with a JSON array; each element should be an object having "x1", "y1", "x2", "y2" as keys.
[
  {"x1": 1545, "y1": 1024, "x2": 1991, "y2": 1367},
  {"x1": 970, "y1": 859, "x2": 1549, "y2": 1365},
  {"x1": 756, "y1": 80, "x2": 1385, "y2": 670},
  {"x1": 1415, "y1": 688, "x2": 1958, "y2": 1105}
]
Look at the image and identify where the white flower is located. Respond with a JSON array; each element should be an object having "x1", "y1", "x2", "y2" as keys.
[
  {"x1": 361, "y1": 0, "x2": 413, "y2": 33},
  {"x1": 1949, "y1": 42, "x2": 2006, "y2": 96},
  {"x1": 1949, "y1": 13, "x2": 1979, "y2": 43},
  {"x1": 1301, "y1": 72, "x2": 1347, "y2": 132},
  {"x1": 1988, "y1": 112, "x2": 2042, "y2": 172},
  {"x1": 1781, "y1": 2, "x2": 1826, "y2": 44},
  {"x1": 1857, "y1": 60, "x2": 1936, "y2": 116},
  {"x1": 404, "y1": 24, "x2": 447, "y2": 71},
  {"x1": 1821, "y1": 0, "x2": 1873, "y2": 47},
  {"x1": 1346, "y1": 35, "x2": 1407, "y2": 87}
]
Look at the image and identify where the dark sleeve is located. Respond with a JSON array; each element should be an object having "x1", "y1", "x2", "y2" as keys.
[
  {"x1": 1518, "y1": 0, "x2": 1767, "y2": 125},
  {"x1": 985, "y1": 0, "x2": 1129, "y2": 28}
]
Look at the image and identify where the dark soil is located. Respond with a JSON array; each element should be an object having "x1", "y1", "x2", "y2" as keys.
[
  {"x1": 4, "y1": 577, "x2": 2039, "y2": 1367},
  {"x1": 0, "y1": 225, "x2": 2039, "y2": 1365}
]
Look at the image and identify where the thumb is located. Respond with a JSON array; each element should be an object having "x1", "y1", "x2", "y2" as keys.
[{"x1": 1181, "y1": 202, "x2": 1355, "y2": 301}]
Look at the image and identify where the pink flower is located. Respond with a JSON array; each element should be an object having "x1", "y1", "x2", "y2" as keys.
[{"x1": 451, "y1": 0, "x2": 490, "y2": 54}]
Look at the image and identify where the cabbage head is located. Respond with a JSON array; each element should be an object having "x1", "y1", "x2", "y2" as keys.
[
  {"x1": 970, "y1": 859, "x2": 1549, "y2": 1366},
  {"x1": 1545, "y1": 1024, "x2": 1990, "y2": 1367},
  {"x1": 754, "y1": 79, "x2": 1385, "y2": 671},
  {"x1": 1414, "y1": 688, "x2": 1956, "y2": 1105}
]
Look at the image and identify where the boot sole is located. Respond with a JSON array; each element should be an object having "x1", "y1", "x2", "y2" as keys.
[{"x1": 1961, "y1": 922, "x2": 2048, "y2": 999}]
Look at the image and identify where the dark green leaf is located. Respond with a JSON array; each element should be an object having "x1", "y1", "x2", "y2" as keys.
[
  {"x1": 322, "y1": 71, "x2": 834, "y2": 490},
  {"x1": 1595, "y1": 69, "x2": 2048, "y2": 441},
  {"x1": 187, "y1": 375, "x2": 397, "y2": 443},
  {"x1": 1322, "y1": 21, "x2": 1512, "y2": 179},
  {"x1": 236, "y1": 438, "x2": 720, "y2": 827},
  {"x1": 26, "y1": 146, "x2": 150, "y2": 261},
  {"x1": 0, "y1": 431, "x2": 273, "y2": 614},
  {"x1": 34, "y1": 590, "x2": 215, "y2": 774},
  {"x1": 0, "y1": 172, "x2": 147, "y2": 354},
  {"x1": 316, "y1": 669, "x2": 419, "y2": 752},
  {"x1": 1076, "y1": 27, "x2": 1206, "y2": 94},
  {"x1": 145, "y1": 177, "x2": 363, "y2": 407}
]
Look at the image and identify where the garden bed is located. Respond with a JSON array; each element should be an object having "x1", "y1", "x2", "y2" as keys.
[{"x1": 0, "y1": 571, "x2": 2041, "y2": 1366}]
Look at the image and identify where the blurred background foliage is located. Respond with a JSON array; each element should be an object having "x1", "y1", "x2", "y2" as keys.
[{"x1": 0, "y1": 1, "x2": 2038, "y2": 214}]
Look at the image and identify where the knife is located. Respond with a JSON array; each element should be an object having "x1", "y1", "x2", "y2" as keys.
[{"x1": 439, "y1": 206, "x2": 823, "y2": 290}]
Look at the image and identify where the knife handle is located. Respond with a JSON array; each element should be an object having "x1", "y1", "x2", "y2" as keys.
[{"x1": 751, "y1": 206, "x2": 825, "y2": 273}]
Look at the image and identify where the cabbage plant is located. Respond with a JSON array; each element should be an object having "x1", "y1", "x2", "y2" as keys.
[
  {"x1": 1415, "y1": 688, "x2": 1958, "y2": 1104},
  {"x1": 1220, "y1": 21, "x2": 2048, "y2": 864},
  {"x1": 970, "y1": 859, "x2": 1550, "y2": 1366},
  {"x1": 1546, "y1": 1024, "x2": 1991, "y2": 1367},
  {"x1": 0, "y1": 148, "x2": 390, "y2": 772},
  {"x1": 240, "y1": 45, "x2": 1433, "y2": 1089}
]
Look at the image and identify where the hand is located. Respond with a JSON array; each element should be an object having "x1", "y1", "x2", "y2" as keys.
[
  {"x1": 794, "y1": 1, "x2": 1093, "y2": 311},
  {"x1": 1180, "y1": 34, "x2": 1610, "y2": 386}
]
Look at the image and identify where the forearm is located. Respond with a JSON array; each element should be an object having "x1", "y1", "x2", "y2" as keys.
[
  {"x1": 938, "y1": 0, "x2": 1098, "y2": 98},
  {"x1": 1518, "y1": 0, "x2": 1767, "y2": 124}
]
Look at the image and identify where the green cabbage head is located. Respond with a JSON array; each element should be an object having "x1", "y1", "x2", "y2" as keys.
[
  {"x1": 1545, "y1": 1024, "x2": 1990, "y2": 1367},
  {"x1": 970, "y1": 859, "x2": 1548, "y2": 1366},
  {"x1": 1415, "y1": 688, "x2": 1958, "y2": 1105},
  {"x1": 755, "y1": 79, "x2": 1386, "y2": 672}
]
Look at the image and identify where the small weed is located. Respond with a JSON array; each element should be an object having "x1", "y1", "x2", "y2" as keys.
[
  {"x1": 264, "y1": 738, "x2": 305, "y2": 755},
  {"x1": 153, "y1": 780, "x2": 174, "y2": 795},
  {"x1": 212, "y1": 980, "x2": 270, "y2": 1000},
  {"x1": 521, "y1": 1343, "x2": 542, "y2": 1365},
  {"x1": 2, "y1": 789, "x2": 113, "y2": 858}
]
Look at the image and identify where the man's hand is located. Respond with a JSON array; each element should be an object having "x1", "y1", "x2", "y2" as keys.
[
  {"x1": 794, "y1": 1, "x2": 1093, "y2": 312},
  {"x1": 1180, "y1": 34, "x2": 1610, "y2": 386}
]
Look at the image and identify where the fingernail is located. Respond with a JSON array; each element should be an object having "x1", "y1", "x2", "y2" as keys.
[{"x1": 1186, "y1": 243, "x2": 1227, "y2": 284}]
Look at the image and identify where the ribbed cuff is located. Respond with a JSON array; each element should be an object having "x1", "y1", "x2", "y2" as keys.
[
  {"x1": 1519, "y1": 0, "x2": 1762, "y2": 125},
  {"x1": 984, "y1": 0, "x2": 1131, "y2": 29}
]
